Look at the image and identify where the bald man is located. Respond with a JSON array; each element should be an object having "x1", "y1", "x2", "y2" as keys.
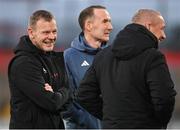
[{"x1": 77, "y1": 9, "x2": 176, "y2": 128}]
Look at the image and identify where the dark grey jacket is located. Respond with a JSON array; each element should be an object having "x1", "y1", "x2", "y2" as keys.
[
  {"x1": 77, "y1": 24, "x2": 176, "y2": 129},
  {"x1": 8, "y1": 35, "x2": 70, "y2": 129}
]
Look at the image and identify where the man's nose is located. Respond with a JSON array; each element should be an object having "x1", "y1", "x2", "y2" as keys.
[
  {"x1": 108, "y1": 23, "x2": 113, "y2": 31},
  {"x1": 160, "y1": 32, "x2": 166, "y2": 41},
  {"x1": 162, "y1": 33, "x2": 166, "y2": 40}
]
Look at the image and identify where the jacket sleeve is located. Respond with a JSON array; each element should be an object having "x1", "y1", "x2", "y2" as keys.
[
  {"x1": 10, "y1": 56, "x2": 69, "y2": 112},
  {"x1": 63, "y1": 51, "x2": 77, "y2": 91},
  {"x1": 146, "y1": 51, "x2": 176, "y2": 126},
  {"x1": 77, "y1": 62, "x2": 103, "y2": 119}
]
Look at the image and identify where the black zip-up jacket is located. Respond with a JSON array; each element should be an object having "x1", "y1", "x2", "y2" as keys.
[
  {"x1": 77, "y1": 24, "x2": 176, "y2": 129},
  {"x1": 8, "y1": 35, "x2": 70, "y2": 129}
]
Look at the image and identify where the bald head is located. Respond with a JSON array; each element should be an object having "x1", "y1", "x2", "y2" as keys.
[
  {"x1": 132, "y1": 9, "x2": 166, "y2": 42},
  {"x1": 132, "y1": 9, "x2": 161, "y2": 24}
]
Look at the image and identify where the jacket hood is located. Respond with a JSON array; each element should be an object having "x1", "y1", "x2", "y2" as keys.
[
  {"x1": 111, "y1": 23, "x2": 158, "y2": 60},
  {"x1": 71, "y1": 32, "x2": 107, "y2": 54},
  {"x1": 14, "y1": 35, "x2": 44, "y2": 55}
]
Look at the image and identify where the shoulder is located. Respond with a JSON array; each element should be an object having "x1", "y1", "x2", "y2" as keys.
[
  {"x1": 64, "y1": 48, "x2": 76, "y2": 59},
  {"x1": 64, "y1": 47, "x2": 85, "y2": 60},
  {"x1": 99, "y1": 46, "x2": 111, "y2": 55},
  {"x1": 11, "y1": 54, "x2": 37, "y2": 66},
  {"x1": 64, "y1": 47, "x2": 76, "y2": 55},
  {"x1": 144, "y1": 48, "x2": 165, "y2": 61},
  {"x1": 143, "y1": 48, "x2": 167, "y2": 70},
  {"x1": 9, "y1": 53, "x2": 41, "y2": 70},
  {"x1": 8, "y1": 54, "x2": 41, "y2": 76},
  {"x1": 146, "y1": 48, "x2": 163, "y2": 55},
  {"x1": 95, "y1": 46, "x2": 112, "y2": 61},
  {"x1": 92, "y1": 46, "x2": 112, "y2": 67}
]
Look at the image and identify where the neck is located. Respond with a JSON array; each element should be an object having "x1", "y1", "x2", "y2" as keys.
[{"x1": 84, "y1": 33, "x2": 102, "y2": 49}]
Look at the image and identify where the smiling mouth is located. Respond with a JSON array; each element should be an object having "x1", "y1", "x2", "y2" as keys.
[{"x1": 44, "y1": 41, "x2": 55, "y2": 45}]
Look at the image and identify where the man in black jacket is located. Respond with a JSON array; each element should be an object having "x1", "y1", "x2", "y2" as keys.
[
  {"x1": 8, "y1": 10, "x2": 70, "y2": 129},
  {"x1": 77, "y1": 9, "x2": 176, "y2": 129}
]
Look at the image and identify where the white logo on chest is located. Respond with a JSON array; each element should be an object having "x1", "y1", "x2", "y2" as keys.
[{"x1": 81, "y1": 60, "x2": 90, "y2": 66}]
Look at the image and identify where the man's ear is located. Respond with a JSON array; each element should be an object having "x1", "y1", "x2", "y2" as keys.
[
  {"x1": 144, "y1": 22, "x2": 151, "y2": 31},
  {"x1": 27, "y1": 27, "x2": 34, "y2": 39},
  {"x1": 85, "y1": 20, "x2": 92, "y2": 31}
]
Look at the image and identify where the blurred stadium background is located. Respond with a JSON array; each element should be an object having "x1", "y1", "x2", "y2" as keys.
[{"x1": 0, "y1": 0, "x2": 179, "y2": 128}]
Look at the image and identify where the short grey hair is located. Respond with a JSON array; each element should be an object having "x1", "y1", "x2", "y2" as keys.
[
  {"x1": 131, "y1": 9, "x2": 161, "y2": 23},
  {"x1": 29, "y1": 10, "x2": 55, "y2": 28}
]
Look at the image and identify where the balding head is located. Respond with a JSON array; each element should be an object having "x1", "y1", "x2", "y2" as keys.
[
  {"x1": 132, "y1": 9, "x2": 161, "y2": 24},
  {"x1": 132, "y1": 9, "x2": 166, "y2": 43}
]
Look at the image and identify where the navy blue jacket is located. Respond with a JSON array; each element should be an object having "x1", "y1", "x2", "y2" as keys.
[{"x1": 62, "y1": 32, "x2": 106, "y2": 125}]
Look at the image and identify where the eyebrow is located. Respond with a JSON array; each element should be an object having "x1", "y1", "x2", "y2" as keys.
[{"x1": 103, "y1": 18, "x2": 111, "y2": 22}]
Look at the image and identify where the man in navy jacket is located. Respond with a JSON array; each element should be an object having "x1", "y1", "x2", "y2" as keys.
[{"x1": 62, "y1": 5, "x2": 113, "y2": 129}]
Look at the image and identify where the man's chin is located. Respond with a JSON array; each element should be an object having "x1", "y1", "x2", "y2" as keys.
[
  {"x1": 44, "y1": 48, "x2": 54, "y2": 52},
  {"x1": 102, "y1": 38, "x2": 109, "y2": 42}
]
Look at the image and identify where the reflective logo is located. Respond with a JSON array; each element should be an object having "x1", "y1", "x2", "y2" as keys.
[{"x1": 81, "y1": 60, "x2": 90, "y2": 66}]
